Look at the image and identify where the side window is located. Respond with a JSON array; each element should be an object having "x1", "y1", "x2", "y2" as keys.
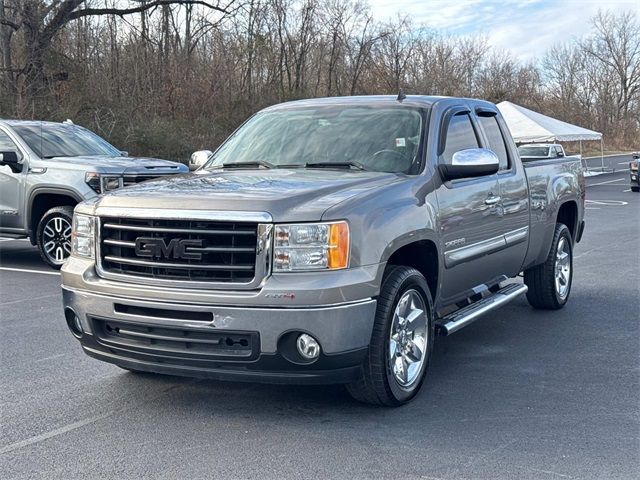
[
  {"x1": 477, "y1": 114, "x2": 510, "y2": 171},
  {"x1": 0, "y1": 129, "x2": 19, "y2": 153},
  {"x1": 442, "y1": 113, "x2": 479, "y2": 165}
]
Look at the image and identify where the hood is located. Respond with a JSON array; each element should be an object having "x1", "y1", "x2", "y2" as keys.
[
  {"x1": 41, "y1": 155, "x2": 186, "y2": 173},
  {"x1": 94, "y1": 168, "x2": 403, "y2": 221}
]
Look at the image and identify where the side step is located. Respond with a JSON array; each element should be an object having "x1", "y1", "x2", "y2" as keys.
[{"x1": 436, "y1": 283, "x2": 528, "y2": 336}]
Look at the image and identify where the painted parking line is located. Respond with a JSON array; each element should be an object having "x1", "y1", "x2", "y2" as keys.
[
  {"x1": 0, "y1": 266, "x2": 59, "y2": 276},
  {"x1": 584, "y1": 153, "x2": 631, "y2": 159},
  {"x1": 585, "y1": 199, "x2": 628, "y2": 206},
  {"x1": 588, "y1": 178, "x2": 627, "y2": 186}
]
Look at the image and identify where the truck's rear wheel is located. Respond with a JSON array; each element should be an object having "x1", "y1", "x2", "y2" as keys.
[
  {"x1": 524, "y1": 223, "x2": 573, "y2": 310},
  {"x1": 36, "y1": 206, "x2": 74, "y2": 269},
  {"x1": 347, "y1": 266, "x2": 434, "y2": 406}
]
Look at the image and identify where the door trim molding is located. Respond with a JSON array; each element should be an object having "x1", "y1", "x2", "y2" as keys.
[{"x1": 444, "y1": 226, "x2": 529, "y2": 268}]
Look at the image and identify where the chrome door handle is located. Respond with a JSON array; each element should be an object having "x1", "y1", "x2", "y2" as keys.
[{"x1": 484, "y1": 195, "x2": 501, "y2": 205}]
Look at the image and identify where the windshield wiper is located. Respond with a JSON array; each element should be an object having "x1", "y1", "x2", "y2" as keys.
[
  {"x1": 305, "y1": 161, "x2": 369, "y2": 171},
  {"x1": 221, "y1": 160, "x2": 275, "y2": 169}
]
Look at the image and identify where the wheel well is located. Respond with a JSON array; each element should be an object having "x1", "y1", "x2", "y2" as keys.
[
  {"x1": 557, "y1": 201, "x2": 578, "y2": 241},
  {"x1": 386, "y1": 241, "x2": 439, "y2": 299},
  {"x1": 30, "y1": 193, "x2": 77, "y2": 238}
]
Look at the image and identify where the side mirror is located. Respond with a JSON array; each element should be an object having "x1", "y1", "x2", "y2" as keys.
[
  {"x1": 0, "y1": 151, "x2": 23, "y2": 173},
  {"x1": 189, "y1": 150, "x2": 212, "y2": 171},
  {"x1": 438, "y1": 148, "x2": 499, "y2": 181},
  {"x1": 557, "y1": 151, "x2": 564, "y2": 158},
  {"x1": 120, "y1": 150, "x2": 129, "y2": 157}
]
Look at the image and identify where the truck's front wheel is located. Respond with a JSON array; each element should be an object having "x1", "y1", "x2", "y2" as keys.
[
  {"x1": 347, "y1": 266, "x2": 434, "y2": 406},
  {"x1": 524, "y1": 223, "x2": 573, "y2": 309},
  {"x1": 36, "y1": 206, "x2": 74, "y2": 269}
]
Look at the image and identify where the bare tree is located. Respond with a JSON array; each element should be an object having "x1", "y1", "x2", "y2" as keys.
[{"x1": 0, "y1": 2, "x2": 637, "y2": 158}]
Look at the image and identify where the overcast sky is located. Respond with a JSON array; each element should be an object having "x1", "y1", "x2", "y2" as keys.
[{"x1": 368, "y1": 0, "x2": 639, "y2": 61}]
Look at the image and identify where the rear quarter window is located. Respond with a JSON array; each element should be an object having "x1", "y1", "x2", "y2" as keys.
[{"x1": 478, "y1": 115, "x2": 510, "y2": 170}]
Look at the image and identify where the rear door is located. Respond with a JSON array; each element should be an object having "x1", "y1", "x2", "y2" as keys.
[
  {"x1": 476, "y1": 109, "x2": 530, "y2": 277},
  {"x1": 434, "y1": 106, "x2": 504, "y2": 304}
]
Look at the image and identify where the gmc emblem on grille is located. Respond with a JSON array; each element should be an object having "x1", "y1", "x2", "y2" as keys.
[{"x1": 134, "y1": 237, "x2": 204, "y2": 260}]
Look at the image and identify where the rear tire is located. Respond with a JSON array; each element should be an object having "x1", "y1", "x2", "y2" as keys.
[
  {"x1": 524, "y1": 223, "x2": 573, "y2": 310},
  {"x1": 347, "y1": 266, "x2": 434, "y2": 406},
  {"x1": 36, "y1": 206, "x2": 74, "y2": 269}
]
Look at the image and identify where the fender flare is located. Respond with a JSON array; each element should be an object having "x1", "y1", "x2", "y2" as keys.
[{"x1": 27, "y1": 186, "x2": 84, "y2": 235}]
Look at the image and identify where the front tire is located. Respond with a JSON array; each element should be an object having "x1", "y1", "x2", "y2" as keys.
[
  {"x1": 631, "y1": 186, "x2": 639, "y2": 192},
  {"x1": 524, "y1": 223, "x2": 573, "y2": 310},
  {"x1": 36, "y1": 206, "x2": 74, "y2": 269},
  {"x1": 347, "y1": 266, "x2": 434, "y2": 406}
]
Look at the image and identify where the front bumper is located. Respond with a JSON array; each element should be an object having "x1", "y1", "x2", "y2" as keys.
[{"x1": 62, "y1": 287, "x2": 376, "y2": 384}]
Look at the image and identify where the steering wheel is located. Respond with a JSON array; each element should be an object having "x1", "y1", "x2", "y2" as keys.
[{"x1": 369, "y1": 149, "x2": 410, "y2": 172}]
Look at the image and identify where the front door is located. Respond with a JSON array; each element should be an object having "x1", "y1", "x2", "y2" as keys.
[{"x1": 435, "y1": 108, "x2": 505, "y2": 304}]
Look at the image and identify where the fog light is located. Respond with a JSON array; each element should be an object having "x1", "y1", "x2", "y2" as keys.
[
  {"x1": 296, "y1": 333, "x2": 320, "y2": 360},
  {"x1": 65, "y1": 308, "x2": 83, "y2": 338}
]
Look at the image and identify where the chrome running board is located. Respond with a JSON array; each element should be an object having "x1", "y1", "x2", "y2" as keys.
[{"x1": 436, "y1": 283, "x2": 528, "y2": 336}]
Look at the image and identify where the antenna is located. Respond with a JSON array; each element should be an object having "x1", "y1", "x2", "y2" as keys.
[{"x1": 397, "y1": 88, "x2": 406, "y2": 102}]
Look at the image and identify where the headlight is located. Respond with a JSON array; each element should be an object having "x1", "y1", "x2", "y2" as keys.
[
  {"x1": 71, "y1": 213, "x2": 95, "y2": 258},
  {"x1": 274, "y1": 221, "x2": 349, "y2": 272},
  {"x1": 85, "y1": 172, "x2": 123, "y2": 193}
]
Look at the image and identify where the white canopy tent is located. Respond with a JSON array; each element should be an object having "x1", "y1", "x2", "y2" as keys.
[{"x1": 496, "y1": 101, "x2": 605, "y2": 170}]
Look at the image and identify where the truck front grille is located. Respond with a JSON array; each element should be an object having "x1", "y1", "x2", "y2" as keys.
[
  {"x1": 98, "y1": 216, "x2": 258, "y2": 283},
  {"x1": 122, "y1": 175, "x2": 162, "y2": 187},
  {"x1": 92, "y1": 318, "x2": 258, "y2": 361}
]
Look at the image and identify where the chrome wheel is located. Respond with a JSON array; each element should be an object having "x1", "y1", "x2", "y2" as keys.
[
  {"x1": 554, "y1": 236, "x2": 571, "y2": 299},
  {"x1": 388, "y1": 289, "x2": 428, "y2": 388},
  {"x1": 43, "y1": 216, "x2": 72, "y2": 264}
]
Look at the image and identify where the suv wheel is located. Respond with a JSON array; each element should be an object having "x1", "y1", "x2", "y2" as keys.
[
  {"x1": 36, "y1": 206, "x2": 74, "y2": 269},
  {"x1": 524, "y1": 223, "x2": 573, "y2": 309},
  {"x1": 347, "y1": 266, "x2": 434, "y2": 406}
]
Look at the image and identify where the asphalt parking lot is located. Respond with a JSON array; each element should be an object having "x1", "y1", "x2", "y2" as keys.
[{"x1": 1, "y1": 168, "x2": 638, "y2": 479}]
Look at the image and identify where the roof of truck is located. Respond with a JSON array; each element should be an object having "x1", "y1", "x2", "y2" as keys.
[
  {"x1": 519, "y1": 143, "x2": 559, "y2": 148},
  {"x1": 0, "y1": 119, "x2": 74, "y2": 128},
  {"x1": 265, "y1": 95, "x2": 495, "y2": 111}
]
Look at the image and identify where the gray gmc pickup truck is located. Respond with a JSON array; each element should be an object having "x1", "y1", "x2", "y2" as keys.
[{"x1": 61, "y1": 95, "x2": 585, "y2": 406}]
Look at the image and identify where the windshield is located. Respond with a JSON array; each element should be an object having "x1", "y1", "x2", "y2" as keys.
[
  {"x1": 518, "y1": 146, "x2": 550, "y2": 158},
  {"x1": 204, "y1": 106, "x2": 425, "y2": 173},
  {"x1": 12, "y1": 124, "x2": 121, "y2": 158}
]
